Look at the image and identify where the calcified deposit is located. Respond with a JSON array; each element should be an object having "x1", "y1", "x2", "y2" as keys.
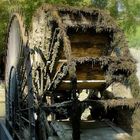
[{"x1": 5, "y1": 4, "x2": 139, "y2": 140}]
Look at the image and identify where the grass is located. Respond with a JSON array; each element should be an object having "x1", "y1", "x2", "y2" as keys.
[{"x1": 128, "y1": 26, "x2": 140, "y2": 49}]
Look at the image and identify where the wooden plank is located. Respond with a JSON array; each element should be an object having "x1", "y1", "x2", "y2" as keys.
[
  {"x1": 58, "y1": 81, "x2": 105, "y2": 90},
  {"x1": 69, "y1": 33, "x2": 110, "y2": 58},
  {"x1": 71, "y1": 43, "x2": 103, "y2": 57},
  {"x1": 70, "y1": 34, "x2": 109, "y2": 44}
]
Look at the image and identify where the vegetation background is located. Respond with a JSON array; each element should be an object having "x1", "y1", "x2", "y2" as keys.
[{"x1": 0, "y1": 0, "x2": 140, "y2": 139}]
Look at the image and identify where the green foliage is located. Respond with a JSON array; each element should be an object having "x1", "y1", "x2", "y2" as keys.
[
  {"x1": 116, "y1": 0, "x2": 140, "y2": 35},
  {"x1": 8, "y1": 0, "x2": 86, "y2": 28},
  {"x1": 0, "y1": 1, "x2": 9, "y2": 53},
  {"x1": 92, "y1": 0, "x2": 140, "y2": 35},
  {"x1": 128, "y1": 26, "x2": 140, "y2": 48},
  {"x1": 92, "y1": 0, "x2": 108, "y2": 9}
]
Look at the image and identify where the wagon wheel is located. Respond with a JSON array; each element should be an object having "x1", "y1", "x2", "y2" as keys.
[
  {"x1": 30, "y1": 8, "x2": 75, "y2": 139},
  {"x1": 5, "y1": 13, "x2": 35, "y2": 140},
  {"x1": 29, "y1": 9, "x2": 55, "y2": 139}
]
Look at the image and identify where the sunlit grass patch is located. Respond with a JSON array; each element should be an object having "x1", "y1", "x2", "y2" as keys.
[{"x1": 128, "y1": 26, "x2": 140, "y2": 49}]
